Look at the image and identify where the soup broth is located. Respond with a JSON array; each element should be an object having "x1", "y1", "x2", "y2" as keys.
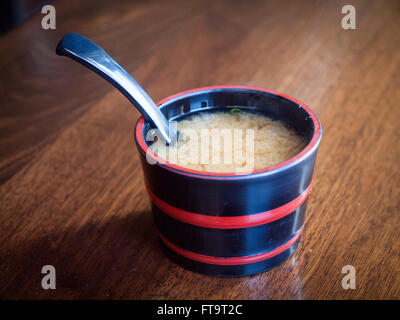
[{"x1": 149, "y1": 110, "x2": 306, "y2": 173}]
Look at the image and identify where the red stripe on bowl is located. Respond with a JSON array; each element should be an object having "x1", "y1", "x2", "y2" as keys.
[
  {"x1": 147, "y1": 182, "x2": 311, "y2": 229},
  {"x1": 159, "y1": 225, "x2": 304, "y2": 265}
]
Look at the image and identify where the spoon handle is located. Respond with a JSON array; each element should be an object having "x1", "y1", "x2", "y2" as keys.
[{"x1": 56, "y1": 33, "x2": 174, "y2": 144}]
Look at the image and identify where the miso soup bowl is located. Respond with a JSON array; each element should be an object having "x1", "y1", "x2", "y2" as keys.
[{"x1": 134, "y1": 86, "x2": 322, "y2": 277}]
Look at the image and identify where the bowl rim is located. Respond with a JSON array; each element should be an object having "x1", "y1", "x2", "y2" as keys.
[{"x1": 134, "y1": 85, "x2": 322, "y2": 180}]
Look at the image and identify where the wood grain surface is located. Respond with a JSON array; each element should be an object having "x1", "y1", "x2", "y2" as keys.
[{"x1": 0, "y1": 0, "x2": 399, "y2": 299}]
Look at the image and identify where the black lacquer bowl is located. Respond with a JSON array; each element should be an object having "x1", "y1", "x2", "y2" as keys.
[{"x1": 134, "y1": 86, "x2": 322, "y2": 277}]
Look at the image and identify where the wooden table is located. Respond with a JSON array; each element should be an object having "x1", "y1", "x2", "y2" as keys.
[{"x1": 0, "y1": 0, "x2": 399, "y2": 299}]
